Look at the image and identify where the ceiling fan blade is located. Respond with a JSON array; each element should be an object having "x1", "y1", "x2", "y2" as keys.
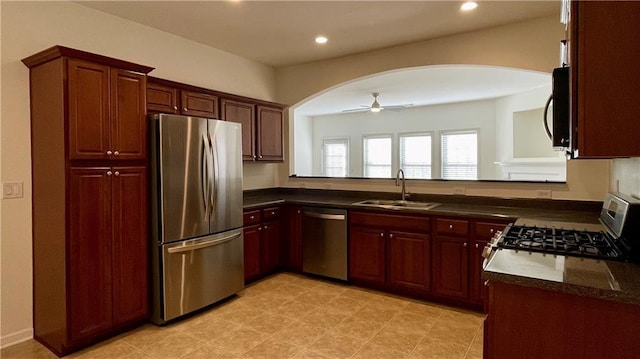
[
  {"x1": 342, "y1": 108, "x2": 370, "y2": 113},
  {"x1": 384, "y1": 104, "x2": 414, "y2": 111}
]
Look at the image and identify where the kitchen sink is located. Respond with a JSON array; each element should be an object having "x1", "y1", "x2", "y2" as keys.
[{"x1": 352, "y1": 199, "x2": 440, "y2": 211}]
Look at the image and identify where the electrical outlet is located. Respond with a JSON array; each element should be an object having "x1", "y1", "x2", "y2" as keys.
[
  {"x1": 536, "y1": 190, "x2": 552, "y2": 199},
  {"x1": 3, "y1": 181, "x2": 24, "y2": 199},
  {"x1": 453, "y1": 187, "x2": 466, "y2": 195}
]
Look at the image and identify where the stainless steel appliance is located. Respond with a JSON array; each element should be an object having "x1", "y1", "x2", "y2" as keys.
[
  {"x1": 149, "y1": 113, "x2": 244, "y2": 324},
  {"x1": 302, "y1": 207, "x2": 348, "y2": 280},
  {"x1": 483, "y1": 192, "x2": 640, "y2": 263}
]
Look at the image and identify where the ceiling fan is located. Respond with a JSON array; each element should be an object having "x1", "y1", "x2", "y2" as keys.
[{"x1": 342, "y1": 92, "x2": 413, "y2": 113}]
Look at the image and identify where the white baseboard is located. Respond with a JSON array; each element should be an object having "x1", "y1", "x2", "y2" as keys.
[{"x1": 1, "y1": 328, "x2": 33, "y2": 349}]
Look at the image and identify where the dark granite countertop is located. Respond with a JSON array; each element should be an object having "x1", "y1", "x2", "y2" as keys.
[
  {"x1": 483, "y1": 249, "x2": 640, "y2": 305},
  {"x1": 243, "y1": 187, "x2": 602, "y2": 223}
]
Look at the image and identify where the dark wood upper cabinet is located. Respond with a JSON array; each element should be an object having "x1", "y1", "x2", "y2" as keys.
[
  {"x1": 147, "y1": 82, "x2": 178, "y2": 114},
  {"x1": 181, "y1": 90, "x2": 218, "y2": 118},
  {"x1": 110, "y1": 70, "x2": 147, "y2": 160},
  {"x1": 221, "y1": 99, "x2": 256, "y2": 161},
  {"x1": 256, "y1": 106, "x2": 284, "y2": 161},
  {"x1": 571, "y1": 1, "x2": 640, "y2": 158},
  {"x1": 68, "y1": 59, "x2": 110, "y2": 160},
  {"x1": 67, "y1": 59, "x2": 147, "y2": 161}
]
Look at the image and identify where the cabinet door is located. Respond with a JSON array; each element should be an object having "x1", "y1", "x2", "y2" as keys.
[
  {"x1": 470, "y1": 240, "x2": 488, "y2": 304},
  {"x1": 181, "y1": 91, "x2": 218, "y2": 118},
  {"x1": 221, "y1": 99, "x2": 256, "y2": 161},
  {"x1": 110, "y1": 70, "x2": 147, "y2": 160},
  {"x1": 433, "y1": 236, "x2": 469, "y2": 299},
  {"x1": 243, "y1": 225, "x2": 261, "y2": 281},
  {"x1": 68, "y1": 168, "x2": 113, "y2": 341},
  {"x1": 573, "y1": 1, "x2": 640, "y2": 157},
  {"x1": 111, "y1": 167, "x2": 148, "y2": 325},
  {"x1": 256, "y1": 106, "x2": 283, "y2": 161},
  {"x1": 68, "y1": 59, "x2": 110, "y2": 160},
  {"x1": 147, "y1": 82, "x2": 178, "y2": 114},
  {"x1": 349, "y1": 226, "x2": 386, "y2": 284},
  {"x1": 287, "y1": 206, "x2": 303, "y2": 271},
  {"x1": 388, "y1": 231, "x2": 431, "y2": 292},
  {"x1": 261, "y1": 220, "x2": 282, "y2": 274}
]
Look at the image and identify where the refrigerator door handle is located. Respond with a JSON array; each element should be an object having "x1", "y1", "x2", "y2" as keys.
[
  {"x1": 166, "y1": 231, "x2": 242, "y2": 254},
  {"x1": 201, "y1": 134, "x2": 210, "y2": 217},
  {"x1": 209, "y1": 132, "x2": 218, "y2": 218}
]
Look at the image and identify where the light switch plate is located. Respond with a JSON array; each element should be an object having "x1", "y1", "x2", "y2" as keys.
[
  {"x1": 3, "y1": 181, "x2": 24, "y2": 199},
  {"x1": 536, "y1": 189, "x2": 552, "y2": 199},
  {"x1": 453, "y1": 187, "x2": 466, "y2": 195}
]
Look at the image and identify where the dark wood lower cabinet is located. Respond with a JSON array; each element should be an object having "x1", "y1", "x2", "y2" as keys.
[
  {"x1": 388, "y1": 231, "x2": 431, "y2": 292},
  {"x1": 349, "y1": 226, "x2": 386, "y2": 285},
  {"x1": 485, "y1": 281, "x2": 640, "y2": 358},
  {"x1": 243, "y1": 225, "x2": 261, "y2": 280},
  {"x1": 433, "y1": 236, "x2": 469, "y2": 299},
  {"x1": 261, "y1": 220, "x2": 282, "y2": 274},
  {"x1": 469, "y1": 239, "x2": 488, "y2": 304}
]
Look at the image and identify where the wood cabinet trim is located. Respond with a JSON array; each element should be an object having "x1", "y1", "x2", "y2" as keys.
[{"x1": 22, "y1": 45, "x2": 154, "y2": 73}]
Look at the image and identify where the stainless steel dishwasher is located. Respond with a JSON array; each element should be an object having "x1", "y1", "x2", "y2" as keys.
[{"x1": 302, "y1": 207, "x2": 348, "y2": 280}]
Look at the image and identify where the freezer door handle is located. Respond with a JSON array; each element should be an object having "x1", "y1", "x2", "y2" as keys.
[
  {"x1": 303, "y1": 211, "x2": 346, "y2": 220},
  {"x1": 167, "y1": 231, "x2": 242, "y2": 254}
]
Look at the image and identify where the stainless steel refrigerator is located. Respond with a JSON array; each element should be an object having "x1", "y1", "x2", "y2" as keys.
[{"x1": 149, "y1": 113, "x2": 244, "y2": 324}]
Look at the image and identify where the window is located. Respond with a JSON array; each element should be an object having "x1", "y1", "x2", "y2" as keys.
[
  {"x1": 322, "y1": 138, "x2": 348, "y2": 177},
  {"x1": 363, "y1": 135, "x2": 392, "y2": 178},
  {"x1": 441, "y1": 131, "x2": 478, "y2": 180},
  {"x1": 400, "y1": 133, "x2": 432, "y2": 179}
]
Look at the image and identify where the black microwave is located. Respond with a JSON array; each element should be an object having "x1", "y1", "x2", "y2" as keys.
[{"x1": 550, "y1": 67, "x2": 570, "y2": 150}]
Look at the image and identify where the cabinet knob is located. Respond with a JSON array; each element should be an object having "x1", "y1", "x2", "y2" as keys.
[
  {"x1": 463, "y1": 242, "x2": 468, "y2": 247},
  {"x1": 250, "y1": 215, "x2": 255, "y2": 219},
  {"x1": 183, "y1": 107, "x2": 188, "y2": 112},
  {"x1": 259, "y1": 155, "x2": 263, "y2": 159},
  {"x1": 449, "y1": 224, "x2": 454, "y2": 230},
  {"x1": 106, "y1": 150, "x2": 113, "y2": 156},
  {"x1": 173, "y1": 105, "x2": 178, "y2": 110},
  {"x1": 114, "y1": 171, "x2": 120, "y2": 176},
  {"x1": 297, "y1": 210, "x2": 301, "y2": 214},
  {"x1": 258, "y1": 227, "x2": 262, "y2": 231},
  {"x1": 253, "y1": 156, "x2": 257, "y2": 160},
  {"x1": 106, "y1": 170, "x2": 113, "y2": 176},
  {"x1": 114, "y1": 151, "x2": 120, "y2": 156},
  {"x1": 264, "y1": 225, "x2": 268, "y2": 229},
  {"x1": 380, "y1": 232, "x2": 384, "y2": 237},
  {"x1": 389, "y1": 233, "x2": 393, "y2": 238},
  {"x1": 490, "y1": 228, "x2": 495, "y2": 234},
  {"x1": 475, "y1": 243, "x2": 479, "y2": 248},
  {"x1": 271, "y1": 211, "x2": 275, "y2": 215}
]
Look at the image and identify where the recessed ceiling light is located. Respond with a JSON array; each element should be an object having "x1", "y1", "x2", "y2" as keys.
[
  {"x1": 461, "y1": 1, "x2": 478, "y2": 11},
  {"x1": 315, "y1": 36, "x2": 328, "y2": 44}
]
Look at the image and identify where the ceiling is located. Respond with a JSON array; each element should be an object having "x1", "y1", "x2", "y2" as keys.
[
  {"x1": 78, "y1": 1, "x2": 559, "y2": 68},
  {"x1": 77, "y1": 1, "x2": 558, "y2": 114}
]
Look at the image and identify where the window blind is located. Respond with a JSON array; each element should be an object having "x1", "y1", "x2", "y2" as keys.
[
  {"x1": 441, "y1": 131, "x2": 478, "y2": 180},
  {"x1": 322, "y1": 138, "x2": 348, "y2": 177},
  {"x1": 400, "y1": 134, "x2": 432, "y2": 179},
  {"x1": 363, "y1": 136, "x2": 392, "y2": 178}
]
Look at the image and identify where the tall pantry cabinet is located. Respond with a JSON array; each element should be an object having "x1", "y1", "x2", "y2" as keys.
[{"x1": 22, "y1": 46, "x2": 154, "y2": 356}]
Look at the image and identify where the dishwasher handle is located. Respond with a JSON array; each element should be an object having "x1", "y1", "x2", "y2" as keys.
[
  {"x1": 303, "y1": 211, "x2": 346, "y2": 221},
  {"x1": 167, "y1": 231, "x2": 242, "y2": 254}
]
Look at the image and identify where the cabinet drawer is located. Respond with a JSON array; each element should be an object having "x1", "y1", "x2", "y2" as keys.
[
  {"x1": 243, "y1": 210, "x2": 261, "y2": 226},
  {"x1": 436, "y1": 218, "x2": 469, "y2": 236},
  {"x1": 474, "y1": 222, "x2": 507, "y2": 239},
  {"x1": 350, "y1": 211, "x2": 430, "y2": 232},
  {"x1": 262, "y1": 207, "x2": 281, "y2": 221}
]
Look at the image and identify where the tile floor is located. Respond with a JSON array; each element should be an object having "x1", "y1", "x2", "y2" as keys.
[{"x1": 2, "y1": 273, "x2": 484, "y2": 359}]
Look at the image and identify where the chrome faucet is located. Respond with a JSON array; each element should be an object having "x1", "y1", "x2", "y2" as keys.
[{"x1": 395, "y1": 168, "x2": 408, "y2": 201}]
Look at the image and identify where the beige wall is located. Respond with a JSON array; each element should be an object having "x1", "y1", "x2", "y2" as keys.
[
  {"x1": 0, "y1": 1, "x2": 277, "y2": 346},
  {"x1": 276, "y1": 15, "x2": 610, "y2": 201}
]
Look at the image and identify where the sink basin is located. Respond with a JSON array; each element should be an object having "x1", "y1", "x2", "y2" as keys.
[{"x1": 353, "y1": 199, "x2": 440, "y2": 211}]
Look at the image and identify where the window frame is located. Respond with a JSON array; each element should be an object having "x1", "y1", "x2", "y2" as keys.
[
  {"x1": 440, "y1": 129, "x2": 479, "y2": 180},
  {"x1": 321, "y1": 137, "x2": 350, "y2": 177},
  {"x1": 398, "y1": 131, "x2": 433, "y2": 180},
  {"x1": 362, "y1": 134, "x2": 394, "y2": 178}
]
